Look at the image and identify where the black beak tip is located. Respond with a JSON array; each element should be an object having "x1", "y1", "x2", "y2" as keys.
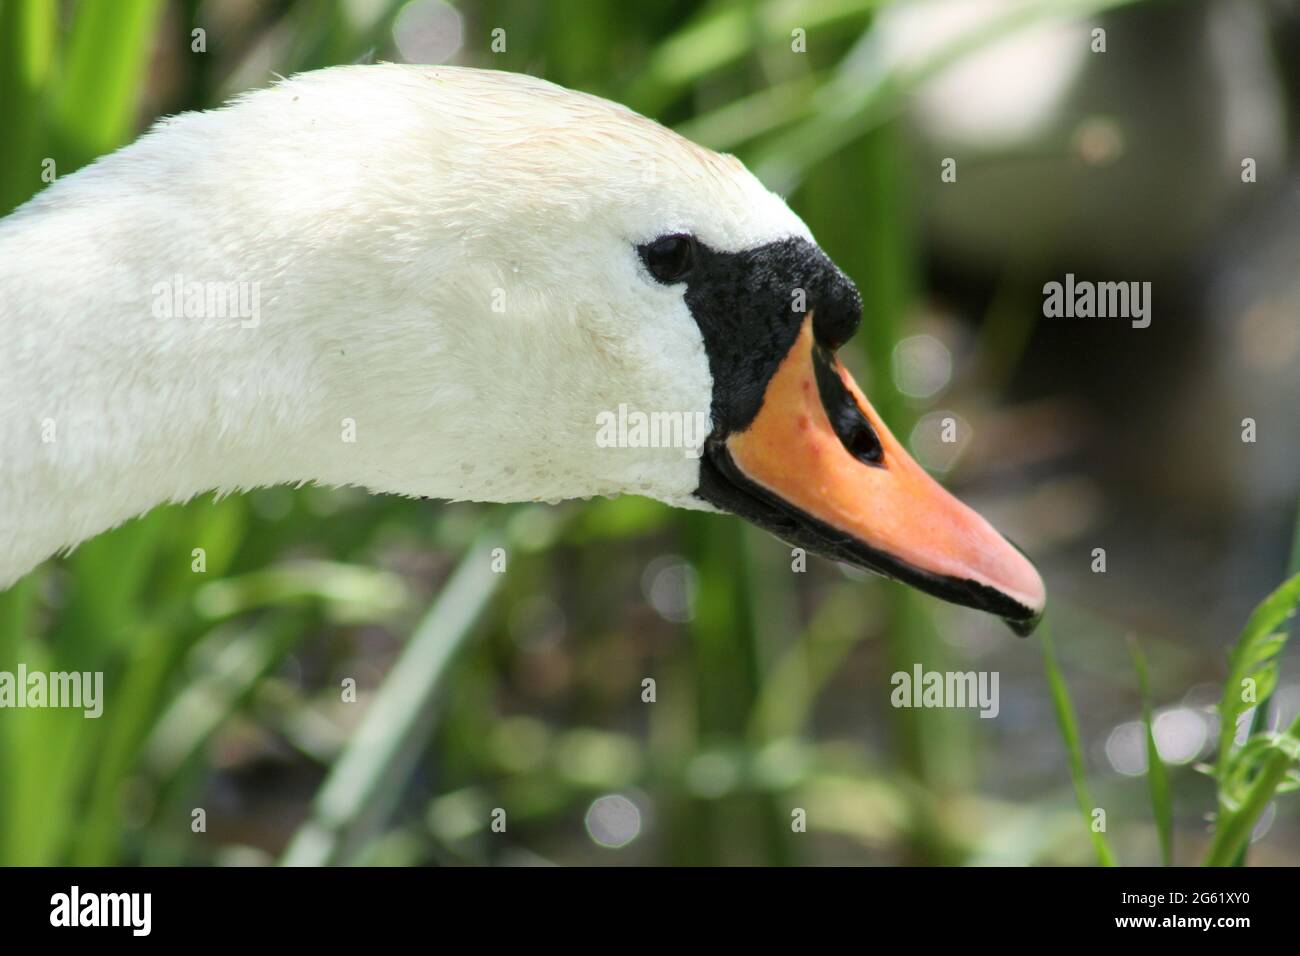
[{"x1": 1004, "y1": 607, "x2": 1044, "y2": 638}]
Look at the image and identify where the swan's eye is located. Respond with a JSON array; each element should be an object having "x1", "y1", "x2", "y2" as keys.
[{"x1": 641, "y1": 234, "x2": 696, "y2": 284}]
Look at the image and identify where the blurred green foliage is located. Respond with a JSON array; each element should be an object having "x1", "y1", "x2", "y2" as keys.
[{"x1": 0, "y1": 0, "x2": 1294, "y2": 868}]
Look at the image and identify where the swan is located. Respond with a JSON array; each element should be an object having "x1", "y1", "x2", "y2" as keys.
[{"x1": 0, "y1": 64, "x2": 1045, "y2": 632}]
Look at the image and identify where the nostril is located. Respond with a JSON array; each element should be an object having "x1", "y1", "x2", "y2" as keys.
[
  {"x1": 842, "y1": 417, "x2": 883, "y2": 465},
  {"x1": 811, "y1": 342, "x2": 883, "y2": 467}
]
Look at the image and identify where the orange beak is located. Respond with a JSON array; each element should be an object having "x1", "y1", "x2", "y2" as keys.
[{"x1": 704, "y1": 317, "x2": 1045, "y2": 634}]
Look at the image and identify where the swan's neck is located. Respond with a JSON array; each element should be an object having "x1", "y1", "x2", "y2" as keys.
[{"x1": 0, "y1": 192, "x2": 339, "y2": 586}]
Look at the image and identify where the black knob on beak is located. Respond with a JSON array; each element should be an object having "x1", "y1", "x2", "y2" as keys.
[{"x1": 809, "y1": 260, "x2": 861, "y2": 351}]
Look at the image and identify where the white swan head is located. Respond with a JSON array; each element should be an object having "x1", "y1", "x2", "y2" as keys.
[{"x1": 0, "y1": 64, "x2": 1044, "y2": 630}]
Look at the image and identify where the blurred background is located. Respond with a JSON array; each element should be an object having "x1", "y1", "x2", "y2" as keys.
[{"x1": 0, "y1": 0, "x2": 1297, "y2": 866}]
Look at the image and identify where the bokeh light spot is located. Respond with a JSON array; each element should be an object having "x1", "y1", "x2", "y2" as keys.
[
  {"x1": 909, "y1": 410, "x2": 969, "y2": 474},
  {"x1": 393, "y1": 0, "x2": 463, "y2": 64},
  {"x1": 1152, "y1": 707, "x2": 1209, "y2": 765},
  {"x1": 891, "y1": 333, "x2": 952, "y2": 399},
  {"x1": 641, "y1": 556, "x2": 698, "y2": 623},
  {"x1": 585, "y1": 794, "x2": 642, "y2": 849},
  {"x1": 1104, "y1": 720, "x2": 1146, "y2": 776}
]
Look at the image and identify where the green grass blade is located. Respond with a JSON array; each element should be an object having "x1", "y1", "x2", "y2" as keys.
[
  {"x1": 1233, "y1": 494, "x2": 1300, "y2": 864},
  {"x1": 1214, "y1": 571, "x2": 1300, "y2": 777},
  {"x1": 0, "y1": 0, "x2": 57, "y2": 212},
  {"x1": 1127, "y1": 635, "x2": 1172, "y2": 865},
  {"x1": 1205, "y1": 569, "x2": 1300, "y2": 867},
  {"x1": 626, "y1": 0, "x2": 883, "y2": 113},
  {"x1": 141, "y1": 619, "x2": 303, "y2": 776},
  {"x1": 281, "y1": 538, "x2": 503, "y2": 866},
  {"x1": 1041, "y1": 621, "x2": 1117, "y2": 866},
  {"x1": 1205, "y1": 714, "x2": 1300, "y2": 867},
  {"x1": 0, "y1": 575, "x2": 38, "y2": 861},
  {"x1": 50, "y1": 0, "x2": 163, "y2": 171}
]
